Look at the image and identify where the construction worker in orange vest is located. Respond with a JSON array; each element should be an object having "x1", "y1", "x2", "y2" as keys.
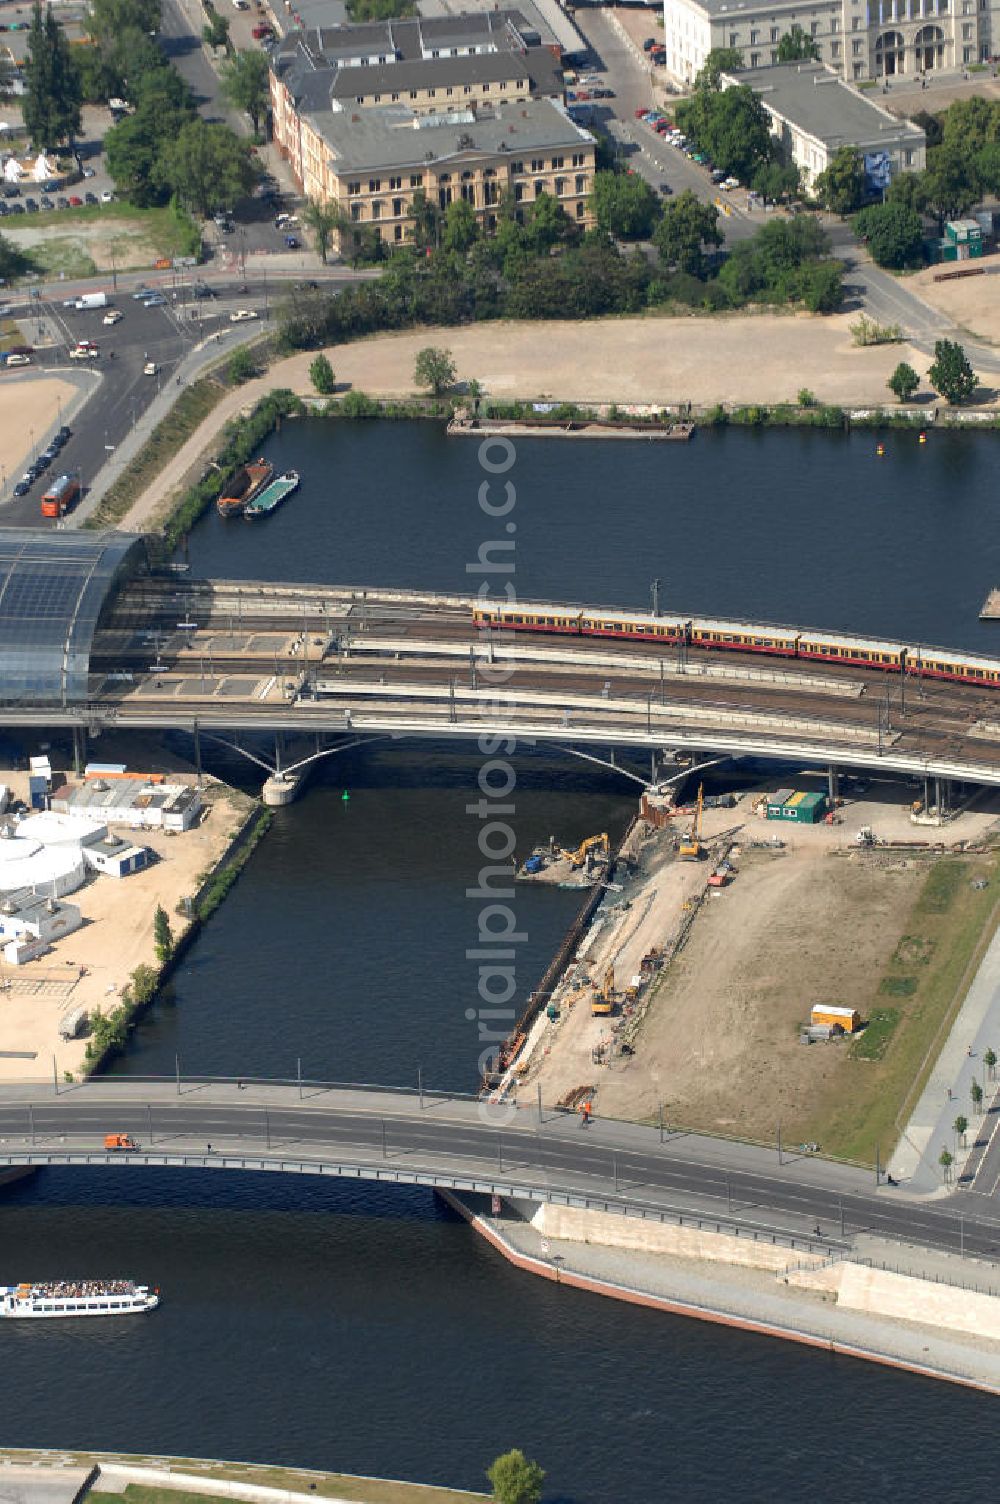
[{"x1": 581, "y1": 1100, "x2": 592, "y2": 1127}]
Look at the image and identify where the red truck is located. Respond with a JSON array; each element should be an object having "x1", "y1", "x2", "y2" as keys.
[{"x1": 252, "y1": 21, "x2": 273, "y2": 39}]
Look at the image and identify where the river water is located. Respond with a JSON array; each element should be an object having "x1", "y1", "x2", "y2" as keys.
[{"x1": 7, "y1": 422, "x2": 1000, "y2": 1501}]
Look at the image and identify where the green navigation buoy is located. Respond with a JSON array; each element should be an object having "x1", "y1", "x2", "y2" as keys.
[{"x1": 342, "y1": 790, "x2": 350, "y2": 802}]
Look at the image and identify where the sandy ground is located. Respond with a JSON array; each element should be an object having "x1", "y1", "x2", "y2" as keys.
[
  {"x1": 528, "y1": 781, "x2": 1000, "y2": 1137},
  {"x1": 0, "y1": 373, "x2": 83, "y2": 490},
  {"x1": 905, "y1": 263, "x2": 1000, "y2": 347},
  {"x1": 0, "y1": 768, "x2": 255, "y2": 1082},
  {"x1": 3, "y1": 216, "x2": 170, "y2": 274}
]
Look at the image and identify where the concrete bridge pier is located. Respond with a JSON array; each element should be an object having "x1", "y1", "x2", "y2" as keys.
[
  {"x1": 828, "y1": 764, "x2": 839, "y2": 809},
  {"x1": 262, "y1": 771, "x2": 307, "y2": 806},
  {"x1": 71, "y1": 724, "x2": 85, "y2": 777}
]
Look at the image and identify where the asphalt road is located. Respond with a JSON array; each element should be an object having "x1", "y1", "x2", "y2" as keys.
[{"x1": 3, "y1": 1087, "x2": 1000, "y2": 1261}]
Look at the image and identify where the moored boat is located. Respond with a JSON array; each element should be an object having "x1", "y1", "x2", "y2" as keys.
[
  {"x1": 217, "y1": 458, "x2": 274, "y2": 518},
  {"x1": 244, "y1": 470, "x2": 300, "y2": 519},
  {"x1": 0, "y1": 1280, "x2": 159, "y2": 1318}
]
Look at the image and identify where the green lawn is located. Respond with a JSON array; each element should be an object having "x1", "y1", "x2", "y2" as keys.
[
  {"x1": 105, "y1": 1478, "x2": 489, "y2": 1504},
  {"x1": 809, "y1": 853, "x2": 1000, "y2": 1162},
  {"x1": 8, "y1": 201, "x2": 201, "y2": 278}
]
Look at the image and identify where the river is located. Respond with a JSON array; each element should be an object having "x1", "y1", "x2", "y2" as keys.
[{"x1": 6, "y1": 422, "x2": 1000, "y2": 1501}]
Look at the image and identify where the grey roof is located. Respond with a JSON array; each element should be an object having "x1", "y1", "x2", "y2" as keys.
[
  {"x1": 313, "y1": 96, "x2": 591, "y2": 173},
  {"x1": 331, "y1": 50, "x2": 531, "y2": 98},
  {"x1": 0, "y1": 529, "x2": 147, "y2": 708},
  {"x1": 692, "y1": 0, "x2": 811, "y2": 18},
  {"x1": 724, "y1": 63, "x2": 926, "y2": 147}
]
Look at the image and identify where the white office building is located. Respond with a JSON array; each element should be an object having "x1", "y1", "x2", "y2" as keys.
[{"x1": 663, "y1": 0, "x2": 1000, "y2": 85}]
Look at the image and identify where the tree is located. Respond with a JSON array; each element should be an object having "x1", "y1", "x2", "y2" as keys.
[
  {"x1": 975, "y1": 143, "x2": 1000, "y2": 196},
  {"x1": 922, "y1": 143, "x2": 980, "y2": 227},
  {"x1": 414, "y1": 346, "x2": 456, "y2": 395},
  {"x1": 524, "y1": 191, "x2": 576, "y2": 253},
  {"x1": 220, "y1": 49, "x2": 269, "y2": 135},
  {"x1": 886, "y1": 170, "x2": 929, "y2": 217},
  {"x1": 301, "y1": 197, "x2": 341, "y2": 264},
  {"x1": 954, "y1": 1113, "x2": 969, "y2": 1147},
  {"x1": 939, "y1": 1146, "x2": 954, "y2": 1182},
  {"x1": 409, "y1": 189, "x2": 441, "y2": 252},
  {"x1": 227, "y1": 346, "x2": 256, "y2": 384},
  {"x1": 309, "y1": 353, "x2": 335, "y2": 394},
  {"x1": 971, "y1": 1079, "x2": 984, "y2": 1114},
  {"x1": 676, "y1": 84, "x2": 773, "y2": 182},
  {"x1": 202, "y1": 11, "x2": 230, "y2": 51},
  {"x1": 486, "y1": 1451, "x2": 544, "y2": 1504},
  {"x1": 928, "y1": 338, "x2": 976, "y2": 404},
  {"x1": 88, "y1": 0, "x2": 161, "y2": 48},
  {"x1": 814, "y1": 147, "x2": 865, "y2": 216},
  {"x1": 160, "y1": 118, "x2": 256, "y2": 218},
  {"x1": 441, "y1": 197, "x2": 479, "y2": 255},
  {"x1": 795, "y1": 258, "x2": 843, "y2": 313},
  {"x1": 589, "y1": 169, "x2": 660, "y2": 240},
  {"x1": 694, "y1": 47, "x2": 743, "y2": 90},
  {"x1": 153, "y1": 903, "x2": 173, "y2": 965},
  {"x1": 776, "y1": 25, "x2": 819, "y2": 61},
  {"x1": 887, "y1": 361, "x2": 919, "y2": 403},
  {"x1": 984, "y1": 1047, "x2": 997, "y2": 1081},
  {"x1": 23, "y1": 1, "x2": 82, "y2": 150},
  {"x1": 853, "y1": 201, "x2": 923, "y2": 269},
  {"x1": 653, "y1": 189, "x2": 721, "y2": 277},
  {"x1": 751, "y1": 160, "x2": 800, "y2": 204}
]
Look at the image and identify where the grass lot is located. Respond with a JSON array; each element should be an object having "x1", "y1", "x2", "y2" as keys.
[
  {"x1": 810, "y1": 853, "x2": 1000, "y2": 1162},
  {"x1": 85, "y1": 375, "x2": 226, "y2": 530},
  {"x1": 0, "y1": 318, "x2": 23, "y2": 351},
  {"x1": 95, "y1": 1475, "x2": 485, "y2": 1504},
  {"x1": 6, "y1": 202, "x2": 201, "y2": 277}
]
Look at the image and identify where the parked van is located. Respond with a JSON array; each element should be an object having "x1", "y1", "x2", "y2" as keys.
[{"x1": 104, "y1": 1133, "x2": 139, "y2": 1151}]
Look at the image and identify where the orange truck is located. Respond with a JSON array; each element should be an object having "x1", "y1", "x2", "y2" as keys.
[
  {"x1": 41, "y1": 473, "x2": 81, "y2": 519},
  {"x1": 104, "y1": 1133, "x2": 139, "y2": 1151}
]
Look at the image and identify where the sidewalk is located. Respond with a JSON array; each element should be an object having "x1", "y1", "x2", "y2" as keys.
[{"x1": 892, "y1": 894, "x2": 1000, "y2": 1192}]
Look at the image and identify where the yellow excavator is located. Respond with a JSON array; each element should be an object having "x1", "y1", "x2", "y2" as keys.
[
  {"x1": 561, "y1": 832, "x2": 609, "y2": 869},
  {"x1": 679, "y1": 785, "x2": 704, "y2": 861},
  {"x1": 592, "y1": 964, "x2": 616, "y2": 1016}
]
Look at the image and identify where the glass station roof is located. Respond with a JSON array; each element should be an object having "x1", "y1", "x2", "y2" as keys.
[{"x1": 0, "y1": 530, "x2": 146, "y2": 706}]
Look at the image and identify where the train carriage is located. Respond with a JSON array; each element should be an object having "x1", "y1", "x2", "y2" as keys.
[
  {"x1": 796, "y1": 631, "x2": 905, "y2": 672},
  {"x1": 689, "y1": 619, "x2": 798, "y2": 656},
  {"x1": 906, "y1": 647, "x2": 1000, "y2": 686},
  {"x1": 578, "y1": 609, "x2": 688, "y2": 644},
  {"x1": 473, "y1": 603, "x2": 584, "y2": 634},
  {"x1": 473, "y1": 602, "x2": 688, "y2": 643}
]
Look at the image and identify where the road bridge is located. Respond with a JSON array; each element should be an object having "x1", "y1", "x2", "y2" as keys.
[{"x1": 2, "y1": 1080, "x2": 999, "y2": 1266}]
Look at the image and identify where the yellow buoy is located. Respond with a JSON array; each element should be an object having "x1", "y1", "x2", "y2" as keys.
[
  {"x1": 876, "y1": 443, "x2": 885, "y2": 457},
  {"x1": 919, "y1": 431, "x2": 927, "y2": 444}
]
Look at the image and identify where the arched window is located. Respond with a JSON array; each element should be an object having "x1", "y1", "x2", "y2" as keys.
[
  {"x1": 914, "y1": 22, "x2": 945, "y2": 68},
  {"x1": 875, "y1": 29, "x2": 905, "y2": 73}
]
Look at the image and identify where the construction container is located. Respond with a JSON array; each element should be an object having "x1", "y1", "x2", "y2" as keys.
[
  {"x1": 767, "y1": 790, "x2": 826, "y2": 824},
  {"x1": 945, "y1": 218, "x2": 983, "y2": 246},
  {"x1": 28, "y1": 775, "x2": 48, "y2": 811},
  {"x1": 524, "y1": 854, "x2": 544, "y2": 874},
  {"x1": 810, "y1": 1004, "x2": 860, "y2": 1034}
]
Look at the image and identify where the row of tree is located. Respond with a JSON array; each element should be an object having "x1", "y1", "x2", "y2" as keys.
[{"x1": 278, "y1": 185, "x2": 843, "y2": 352}]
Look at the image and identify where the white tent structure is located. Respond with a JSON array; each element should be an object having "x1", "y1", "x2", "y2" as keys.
[
  {"x1": 31, "y1": 151, "x2": 56, "y2": 181},
  {"x1": 3, "y1": 155, "x2": 22, "y2": 182}
]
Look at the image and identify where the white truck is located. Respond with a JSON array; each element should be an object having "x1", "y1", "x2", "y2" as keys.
[{"x1": 74, "y1": 292, "x2": 108, "y2": 311}]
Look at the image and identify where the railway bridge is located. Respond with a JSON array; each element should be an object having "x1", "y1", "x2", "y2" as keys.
[{"x1": 2, "y1": 530, "x2": 1000, "y2": 802}]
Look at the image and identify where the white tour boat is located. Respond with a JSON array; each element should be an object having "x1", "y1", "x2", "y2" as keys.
[{"x1": 0, "y1": 1280, "x2": 159, "y2": 1318}]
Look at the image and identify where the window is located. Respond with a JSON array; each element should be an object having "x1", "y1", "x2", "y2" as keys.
[
  {"x1": 514, "y1": 182, "x2": 524, "y2": 201},
  {"x1": 439, "y1": 173, "x2": 451, "y2": 183},
  {"x1": 729, "y1": 30, "x2": 738, "y2": 45},
  {"x1": 511, "y1": 160, "x2": 524, "y2": 173},
  {"x1": 392, "y1": 197, "x2": 403, "y2": 215},
  {"x1": 410, "y1": 174, "x2": 423, "y2": 187},
  {"x1": 853, "y1": 36, "x2": 863, "y2": 49},
  {"x1": 811, "y1": 18, "x2": 820, "y2": 31},
  {"x1": 428, "y1": 88, "x2": 436, "y2": 97},
  {"x1": 771, "y1": 48, "x2": 778, "y2": 60},
  {"x1": 463, "y1": 83, "x2": 472, "y2": 93},
  {"x1": 576, "y1": 201, "x2": 584, "y2": 218},
  {"x1": 853, "y1": 60, "x2": 864, "y2": 74},
  {"x1": 394, "y1": 224, "x2": 403, "y2": 241},
  {"x1": 530, "y1": 157, "x2": 544, "y2": 171},
  {"x1": 750, "y1": 27, "x2": 759, "y2": 41},
  {"x1": 389, "y1": 176, "x2": 402, "y2": 190},
  {"x1": 750, "y1": 50, "x2": 760, "y2": 63},
  {"x1": 770, "y1": 25, "x2": 779, "y2": 38},
  {"x1": 575, "y1": 174, "x2": 585, "y2": 194},
  {"x1": 831, "y1": 38, "x2": 841, "y2": 53},
  {"x1": 348, "y1": 181, "x2": 361, "y2": 195},
  {"x1": 409, "y1": 89, "x2": 418, "y2": 98},
  {"x1": 446, "y1": 86, "x2": 454, "y2": 95},
  {"x1": 534, "y1": 179, "x2": 545, "y2": 198},
  {"x1": 554, "y1": 176, "x2": 565, "y2": 195},
  {"x1": 371, "y1": 200, "x2": 382, "y2": 220},
  {"x1": 351, "y1": 203, "x2": 362, "y2": 221},
  {"x1": 572, "y1": 152, "x2": 585, "y2": 167},
  {"x1": 368, "y1": 178, "x2": 381, "y2": 192},
  {"x1": 963, "y1": 41, "x2": 974, "y2": 55},
  {"x1": 373, "y1": 93, "x2": 381, "y2": 103}
]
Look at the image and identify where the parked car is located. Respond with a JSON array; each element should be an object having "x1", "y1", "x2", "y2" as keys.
[
  {"x1": 142, "y1": 292, "x2": 166, "y2": 306},
  {"x1": 56, "y1": 425, "x2": 71, "y2": 444},
  {"x1": 82, "y1": 166, "x2": 96, "y2": 178},
  {"x1": 143, "y1": 360, "x2": 159, "y2": 375},
  {"x1": 1, "y1": 186, "x2": 19, "y2": 198},
  {"x1": 284, "y1": 234, "x2": 300, "y2": 248},
  {"x1": 658, "y1": 182, "x2": 673, "y2": 196},
  {"x1": 9, "y1": 202, "x2": 24, "y2": 214},
  {"x1": 25, "y1": 198, "x2": 39, "y2": 212},
  {"x1": 84, "y1": 191, "x2": 98, "y2": 205},
  {"x1": 642, "y1": 36, "x2": 656, "y2": 49},
  {"x1": 68, "y1": 194, "x2": 83, "y2": 207},
  {"x1": 40, "y1": 195, "x2": 54, "y2": 210},
  {"x1": 131, "y1": 285, "x2": 151, "y2": 299},
  {"x1": 57, "y1": 195, "x2": 69, "y2": 208},
  {"x1": 5, "y1": 354, "x2": 30, "y2": 367},
  {"x1": 102, "y1": 309, "x2": 123, "y2": 324},
  {"x1": 12, "y1": 480, "x2": 31, "y2": 496},
  {"x1": 230, "y1": 308, "x2": 257, "y2": 321},
  {"x1": 100, "y1": 190, "x2": 114, "y2": 202},
  {"x1": 191, "y1": 283, "x2": 217, "y2": 299}
]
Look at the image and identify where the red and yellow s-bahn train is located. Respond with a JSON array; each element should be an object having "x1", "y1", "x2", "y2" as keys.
[{"x1": 471, "y1": 601, "x2": 1000, "y2": 688}]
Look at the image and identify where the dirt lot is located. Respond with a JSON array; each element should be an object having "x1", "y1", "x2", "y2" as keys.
[
  {"x1": 528, "y1": 783, "x2": 1000, "y2": 1160},
  {"x1": 3, "y1": 203, "x2": 195, "y2": 277},
  {"x1": 905, "y1": 263, "x2": 1000, "y2": 348},
  {"x1": 0, "y1": 372, "x2": 84, "y2": 490}
]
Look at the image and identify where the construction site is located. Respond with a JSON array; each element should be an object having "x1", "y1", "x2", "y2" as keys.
[{"x1": 501, "y1": 772, "x2": 1000, "y2": 1163}]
